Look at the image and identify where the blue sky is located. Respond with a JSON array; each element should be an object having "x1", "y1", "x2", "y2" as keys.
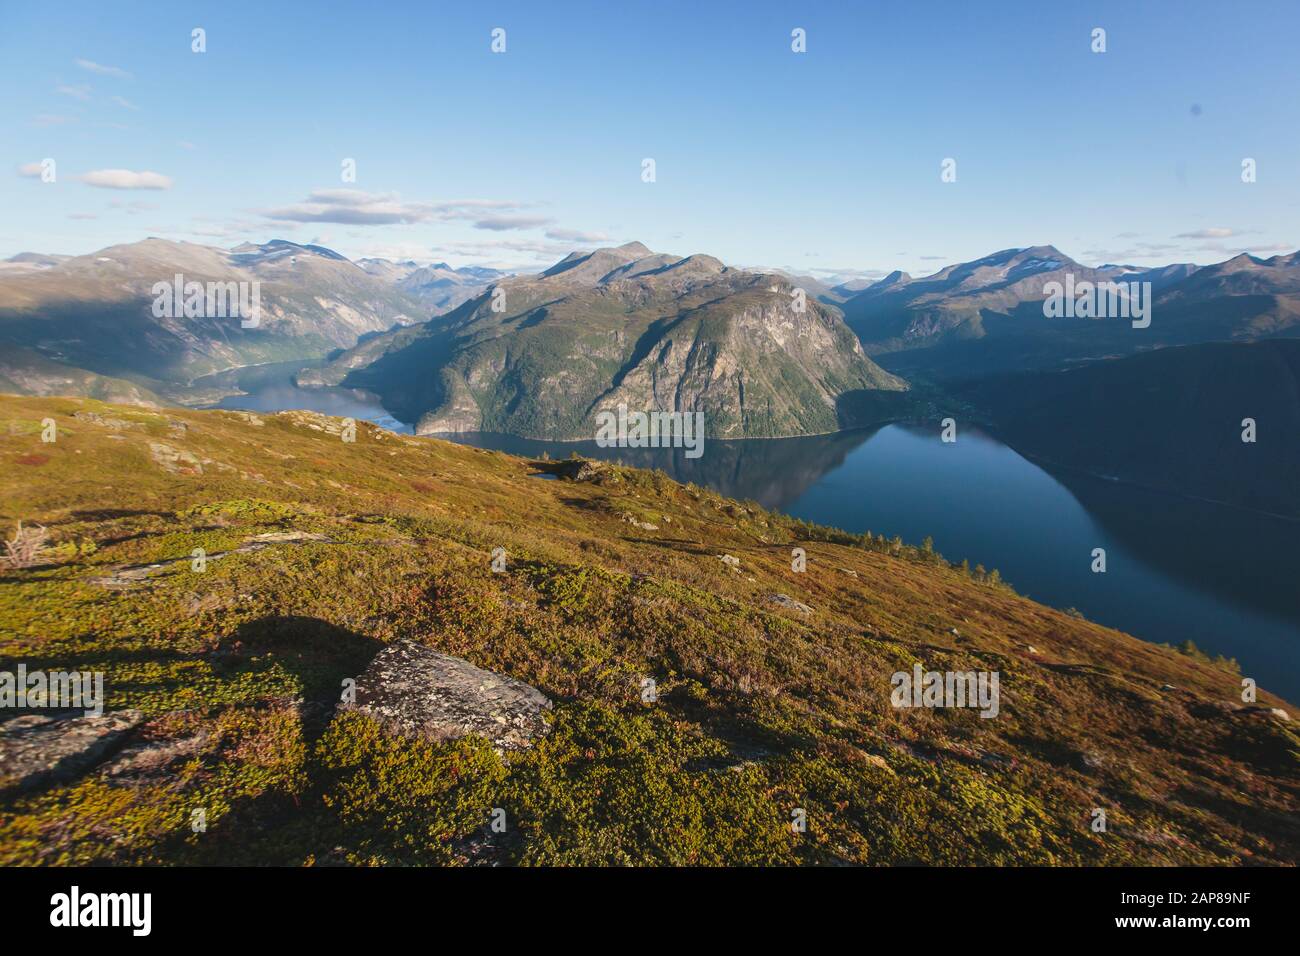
[{"x1": 2, "y1": 0, "x2": 1297, "y2": 277}]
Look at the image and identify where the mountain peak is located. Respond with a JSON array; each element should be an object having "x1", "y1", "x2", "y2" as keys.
[
  {"x1": 542, "y1": 242, "x2": 658, "y2": 281},
  {"x1": 1018, "y1": 244, "x2": 1066, "y2": 260},
  {"x1": 877, "y1": 270, "x2": 912, "y2": 287},
  {"x1": 614, "y1": 241, "x2": 653, "y2": 257}
]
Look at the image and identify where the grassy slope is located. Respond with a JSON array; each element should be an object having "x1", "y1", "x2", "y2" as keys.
[{"x1": 0, "y1": 394, "x2": 1295, "y2": 866}]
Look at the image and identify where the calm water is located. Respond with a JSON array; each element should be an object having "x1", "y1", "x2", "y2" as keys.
[
  {"x1": 205, "y1": 365, "x2": 1300, "y2": 701},
  {"x1": 198, "y1": 361, "x2": 414, "y2": 434}
]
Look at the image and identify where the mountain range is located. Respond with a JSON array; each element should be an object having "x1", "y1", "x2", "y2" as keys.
[
  {"x1": 300, "y1": 241, "x2": 912, "y2": 439},
  {"x1": 841, "y1": 244, "x2": 1300, "y2": 383},
  {"x1": 832, "y1": 244, "x2": 1300, "y2": 516},
  {"x1": 0, "y1": 238, "x2": 435, "y2": 402},
  {"x1": 356, "y1": 257, "x2": 507, "y2": 312},
  {"x1": 3, "y1": 235, "x2": 1299, "y2": 511}
]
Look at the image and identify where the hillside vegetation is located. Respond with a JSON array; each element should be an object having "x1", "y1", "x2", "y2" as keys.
[{"x1": 0, "y1": 395, "x2": 1295, "y2": 865}]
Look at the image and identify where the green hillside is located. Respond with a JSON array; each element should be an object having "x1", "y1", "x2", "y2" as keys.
[{"x1": 0, "y1": 395, "x2": 1295, "y2": 865}]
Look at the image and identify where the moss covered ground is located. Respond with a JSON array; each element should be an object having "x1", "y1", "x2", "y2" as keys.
[{"x1": 0, "y1": 395, "x2": 1295, "y2": 865}]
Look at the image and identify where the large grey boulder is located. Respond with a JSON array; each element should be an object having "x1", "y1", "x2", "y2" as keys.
[
  {"x1": 0, "y1": 710, "x2": 143, "y2": 792},
  {"x1": 351, "y1": 639, "x2": 552, "y2": 753}
]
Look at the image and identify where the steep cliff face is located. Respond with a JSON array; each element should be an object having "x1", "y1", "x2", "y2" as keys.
[
  {"x1": 305, "y1": 244, "x2": 911, "y2": 440},
  {"x1": 588, "y1": 285, "x2": 900, "y2": 440}
]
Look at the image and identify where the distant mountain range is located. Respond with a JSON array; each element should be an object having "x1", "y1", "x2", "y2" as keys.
[
  {"x1": 356, "y1": 258, "x2": 507, "y2": 312},
  {"x1": 840, "y1": 244, "x2": 1300, "y2": 383},
  {"x1": 300, "y1": 242, "x2": 913, "y2": 439},
  {"x1": 0, "y1": 238, "x2": 436, "y2": 402},
  {"x1": 822, "y1": 243, "x2": 1300, "y2": 514}
]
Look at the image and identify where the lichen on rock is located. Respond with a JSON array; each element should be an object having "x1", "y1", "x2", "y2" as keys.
[{"x1": 348, "y1": 639, "x2": 551, "y2": 754}]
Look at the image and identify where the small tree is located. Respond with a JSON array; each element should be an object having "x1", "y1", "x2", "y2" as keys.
[{"x1": 4, "y1": 521, "x2": 49, "y2": 569}]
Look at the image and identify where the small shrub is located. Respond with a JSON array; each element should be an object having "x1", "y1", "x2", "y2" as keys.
[{"x1": 3, "y1": 521, "x2": 49, "y2": 569}]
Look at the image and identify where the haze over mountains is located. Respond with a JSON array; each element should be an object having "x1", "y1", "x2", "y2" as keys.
[
  {"x1": 356, "y1": 257, "x2": 506, "y2": 312},
  {"x1": 0, "y1": 238, "x2": 433, "y2": 402},
  {"x1": 301, "y1": 241, "x2": 912, "y2": 439}
]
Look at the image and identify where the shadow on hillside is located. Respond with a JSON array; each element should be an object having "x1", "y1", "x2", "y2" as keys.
[
  {"x1": 0, "y1": 617, "x2": 386, "y2": 864},
  {"x1": 160, "y1": 616, "x2": 384, "y2": 865},
  {"x1": 223, "y1": 615, "x2": 382, "y2": 725},
  {"x1": 2, "y1": 616, "x2": 382, "y2": 734},
  {"x1": 65, "y1": 508, "x2": 177, "y2": 522}
]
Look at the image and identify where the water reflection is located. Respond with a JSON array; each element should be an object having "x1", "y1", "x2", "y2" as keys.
[{"x1": 436, "y1": 428, "x2": 878, "y2": 509}]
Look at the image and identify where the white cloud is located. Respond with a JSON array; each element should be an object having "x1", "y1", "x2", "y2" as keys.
[
  {"x1": 67, "y1": 212, "x2": 98, "y2": 220},
  {"x1": 78, "y1": 169, "x2": 173, "y2": 190},
  {"x1": 545, "y1": 228, "x2": 611, "y2": 243},
  {"x1": 474, "y1": 215, "x2": 553, "y2": 231},
  {"x1": 424, "y1": 237, "x2": 595, "y2": 268},
  {"x1": 111, "y1": 95, "x2": 140, "y2": 111},
  {"x1": 1174, "y1": 227, "x2": 1236, "y2": 239},
  {"x1": 55, "y1": 83, "x2": 92, "y2": 101},
  {"x1": 16, "y1": 163, "x2": 44, "y2": 178},
  {"x1": 75, "y1": 58, "x2": 132, "y2": 79},
  {"x1": 263, "y1": 189, "x2": 531, "y2": 226},
  {"x1": 32, "y1": 114, "x2": 75, "y2": 127},
  {"x1": 265, "y1": 190, "x2": 434, "y2": 225}
]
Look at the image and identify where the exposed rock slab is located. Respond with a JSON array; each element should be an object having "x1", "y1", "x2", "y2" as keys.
[
  {"x1": 531, "y1": 457, "x2": 607, "y2": 482},
  {"x1": 73, "y1": 411, "x2": 144, "y2": 430},
  {"x1": 351, "y1": 639, "x2": 551, "y2": 753},
  {"x1": 0, "y1": 710, "x2": 143, "y2": 791},
  {"x1": 86, "y1": 531, "x2": 335, "y2": 590},
  {"x1": 149, "y1": 441, "x2": 203, "y2": 475},
  {"x1": 768, "y1": 593, "x2": 813, "y2": 615}
]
